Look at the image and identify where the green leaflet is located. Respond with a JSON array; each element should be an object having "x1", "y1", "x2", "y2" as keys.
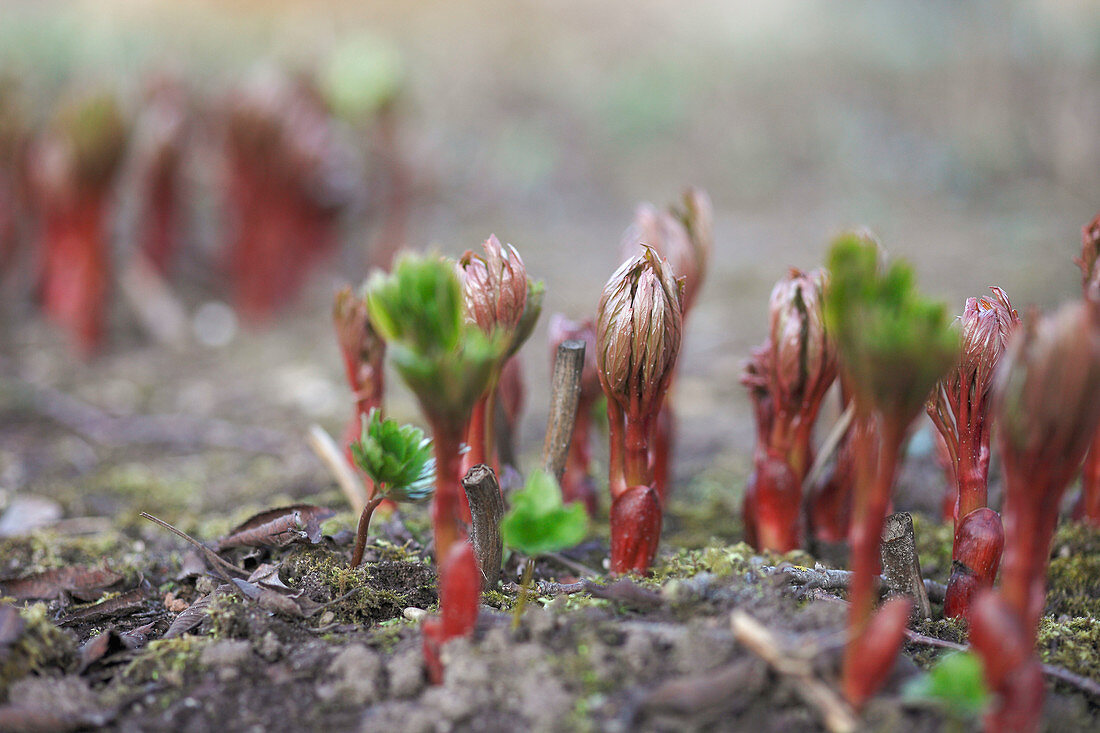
[
  {"x1": 903, "y1": 651, "x2": 989, "y2": 718},
  {"x1": 824, "y1": 233, "x2": 959, "y2": 426},
  {"x1": 350, "y1": 409, "x2": 434, "y2": 503},
  {"x1": 501, "y1": 470, "x2": 588, "y2": 557}
]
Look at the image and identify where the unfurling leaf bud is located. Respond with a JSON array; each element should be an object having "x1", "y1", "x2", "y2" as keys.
[
  {"x1": 993, "y1": 302, "x2": 1100, "y2": 494},
  {"x1": 767, "y1": 268, "x2": 835, "y2": 415},
  {"x1": 825, "y1": 233, "x2": 959, "y2": 428},
  {"x1": 366, "y1": 253, "x2": 503, "y2": 435},
  {"x1": 458, "y1": 234, "x2": 528, "y2": 340},
  {"x1": 596, "y1": 247, "x2": 684, "y2": 422},
  {"x1": 958, "y1": 287, "x2": 1019, "y2": 404},
  {"x1": 621, "y1": 189, "x2": 711, "y2": 315},
  {"x1": 609, "y1": 485, "x2": 662, "y2": 574}
]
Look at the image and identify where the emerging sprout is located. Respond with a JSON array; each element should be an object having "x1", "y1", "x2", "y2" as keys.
[
  {"x1": 348, "y1": 409, "x2": 434, "y2": 567},
  {"x1": 824, "y1": 232, "x2": 958, "y2": 709},
  {"x1": 333, "y1": 285, "x2": 386, "y2": 466},
  {"x1": 742, "y1": 268, "x2": 836, "y2": 552},
  {"x1": 366, "y1": 252, "x2": 504, "y2": 565},
  {"x1": 597, "y1": 247, "x2": 683, "y2": 572},
  {"x1": 972, "y1": 300, "x2": 1100, "y2": 733},
  {"x1": 927, "y1": 286, "x2": 1018, "y2": 619},
  {"x1": 455, "y1": 235, "x2": 542, "y2": 481},
  {"x1": 351, "y1": 409, "x2": 434, "y2": 503},
  {"x1": 1072, "y1": 212, "x2": 1100, "y2": 525},
  {"x1": 501, "y1": 470, "x2": 588, "y2": 625}
]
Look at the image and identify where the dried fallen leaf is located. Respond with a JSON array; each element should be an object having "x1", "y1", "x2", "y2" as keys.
[
  {"x1": 163, "y1": 592, "x2": 215, "y2": 639},
  {"x1": 0, "y1": 566, "x2": 123, "y2": 601},
  {"x1": 59, "y1": 588, "x2": 148, "y2": 626},
  {"x1": 216, "y1": 505, "x2": 335, "y2": 550}
]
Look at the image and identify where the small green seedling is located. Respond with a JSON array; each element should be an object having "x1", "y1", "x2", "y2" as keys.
[
  {"x1": 501, "y1": 470, "x2": 588, "y2": 626},
  {"x1": 348, "y1": 408, "x2": 434, "y2": 566},
  {"x1": 903, "y1": 651, "x2": 989, "y2": 720}
]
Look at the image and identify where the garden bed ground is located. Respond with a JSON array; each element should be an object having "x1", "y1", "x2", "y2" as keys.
[{"x1": 1, "y1": 336, "x2": 1098, "y2": 732}]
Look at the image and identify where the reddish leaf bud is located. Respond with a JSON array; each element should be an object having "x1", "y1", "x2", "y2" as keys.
[
  {"x1": 458, "y1": 234, "x2": 528, "y2": 340},
  {"x1": 842, "y1": 596, "x2": 912, "y2": 710},
  {"x1": 943, "y1": 507, "x2": 1004, "y2": 621},
  {"x1": 993, "y1": 302, "x2": 1100, "y2": 509},
  {"x1": 597, "y1": 248, "x2": 684, "y2": 423},
  {"x1": 609, "y1": 485, "x2": 662, "y2": 574},
  {"x1": 767, "y1": 268, "x2": 836, "y2": 417},
  {"x1": 333, "y1": 286, "x2": 385, "y2": 407}
]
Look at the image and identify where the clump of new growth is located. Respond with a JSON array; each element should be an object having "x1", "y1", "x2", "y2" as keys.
[
  {"x1": 927, "y1": 287, "x2": 1018, "y2": 620},
  {"x1": 348, "y1": 408, "x2": 434, "y2": 567},
  {"x1": 366, "y1": 252, "x2": 503, "y2": 565},
  {"x1": 970, "y1": 301, "x2": 1100, "y2": 733},
  {"x1": 824, "y1": 233, "x2": 958, "y2": 710},
  {"x1": 366, "y1": 252, "x2": 503, "y2": 684},
  {"x1": 742, "y1": 267, "x2": 836, "y2": 551}
]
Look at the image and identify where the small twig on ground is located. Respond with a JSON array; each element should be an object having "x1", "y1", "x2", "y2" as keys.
[
  {"x1": 902, "y1": 629, "x2": 1100, "y2": 699},
  {"x1": 139, "y1": 512, "x2": 247, "y2": 582},
  {"x1": 462, "y1": 464, "x2": 504, "y2": 588},
  {"x1": 731, "y1": 610, "x2": 858, "y2": 733},
  {"x1": 543, "y1": 551, "x2": 601, "y2": 579},
  {"x1": 306, "y1": 423, "x2": 368, "y2": 514},
  {"x1": 7, "y1": 377, "x2": 287, "y2": 455},
  {"x1": 764, "y1": 564, "x2": 946, "y2": 604},
  {"x1": 542, "y1": 339, "x2": 586, "y2": 480}
]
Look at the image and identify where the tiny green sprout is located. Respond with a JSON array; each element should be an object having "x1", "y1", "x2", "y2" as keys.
[
  {"x1": 903, "y1": 651, "x2": 989, "y2": 719},
  {"x1": 824, "y1": 233, "x2": 959, "y2": 426},
  {"x1": 502, "y1": 470, "x2": 589, "y2": 557},
  {"x1": 350, "y1": 408, "x2": 434, "y2": 503},
  {"x1": 501, "y1": 470, "x2": 588, "y2": 627}
]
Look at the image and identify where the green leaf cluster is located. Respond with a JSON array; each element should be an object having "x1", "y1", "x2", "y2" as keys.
[
  {"x1": 903, "y1": 651, "x2": 989, "y2": 718},
  {"x1": 350, "y1": 409, "x2": 434, "y2": 503},
  {"x1": 366, "y1": 254, "x2": 505, "y2": 432},
  {"x1": 824, "y1": 233, "x2": 959, "y2": 425},
  {"x1": 501, "y1": 470, "x2": 588, "y2": 556}
]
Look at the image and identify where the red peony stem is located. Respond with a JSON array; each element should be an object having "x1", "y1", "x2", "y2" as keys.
[{"x1": 429, "y1": 422, "x2": 468, "y2": 566}]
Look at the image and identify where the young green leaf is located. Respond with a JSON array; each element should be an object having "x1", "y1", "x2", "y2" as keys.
[
  {"x1": 824, "y1": 233, "x2": 959, "y2": 425},
  {"x1": 365, "y1": 253, "x2": 506, "y2": 434},
  {"x1": 903, "y1": 651, "x2": 989, "y2": 718},
  {"x1": 350, "y1": 408, "x2": 434, "y2": 502},
  {"x1": 501, "y1": 470, "x2": 588, "y2": 556}
]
